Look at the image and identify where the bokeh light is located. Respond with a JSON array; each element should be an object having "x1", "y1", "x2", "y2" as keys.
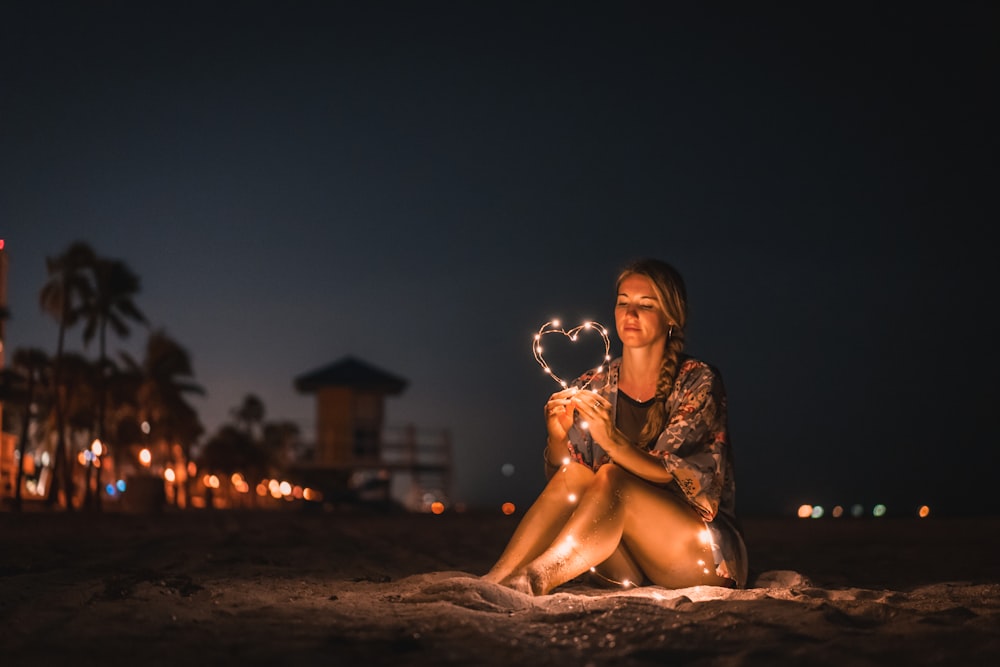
[
  {"x1": 501, "y1": 502, "x2": 516, "y2": 515},
  {"x1": 873, "y1": 503, "x2": 887, "y2": 517},
  {"x1": 831, "y1": 505, "x2": 844, "y2": 518},
  {"x1": 918, "y1": 505, "x2": 930, "y2": 518},
  {"x1": 810, "y1": 505, "x2": 824, "y2": 519},
  {"x1": 501, "y1": 463, "x2": 515, "y2": 477},
  {"x1": 430, "y1": 501, "x2": 445, "y2": 514},
  {"x1": 797, "y1": 504, "x2": 813, "y2": 518}
]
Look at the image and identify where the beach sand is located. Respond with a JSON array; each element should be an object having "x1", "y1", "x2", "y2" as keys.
[{"x1": 1, "y1": 508, "x2": 998, "y2": 666}]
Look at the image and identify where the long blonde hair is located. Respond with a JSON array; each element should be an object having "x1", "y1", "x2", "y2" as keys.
[{"x1": 615, "y1": 258, "x2": 688, "y2": 445}]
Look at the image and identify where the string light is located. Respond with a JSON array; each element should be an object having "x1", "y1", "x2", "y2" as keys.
[
  {"x1": 533, "y1": 319, "x2": 611, "y2": 389},
  {"x1": 530, "y1": 319, "x2": 670, "y2": 592}
]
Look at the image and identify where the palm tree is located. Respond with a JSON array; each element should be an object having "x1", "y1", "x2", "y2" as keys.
[
  {"x1": 39, "y1": 241, "x2": 97, "y2": 510},
  {"x1": 7, "y1": 348, "x2": 51, "y2": 511},
  {"x1": 124, "y1": 330, "x2": 204, "y2": 507},
  {"x1": 79, "y1": 257, "x2": 147, "y2": 510},
  {"x1": 262, "y1": 420, "x2": 300, "y2": 469},
  {"x1": 58, "y1": 353, "x2": 102, "y2": 508},
  {"x1": 232, "y1": 394, "x2": 265, "y2": 440},
  {"x1": 198, "y1": 424, "x2": 270, "y2": 507}
]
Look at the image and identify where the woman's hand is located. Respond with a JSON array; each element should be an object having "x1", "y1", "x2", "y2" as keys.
[
  {"x1": 544, "y1": 388, "x2": 580, "y2": 448},
  {"x1": 571, "y1": 390, "x2": 621, "y2": 455}
]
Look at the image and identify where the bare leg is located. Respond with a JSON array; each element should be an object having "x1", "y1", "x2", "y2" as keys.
[
  {"x1": 590, "y1": 542, "x2": 645, "y2": 588},
  {"x1": 483, "y1": 462, "x2": 595, "y2": 584},
  {"x1": 516, "y1": 463, "x2": 729, "y2": 595}
]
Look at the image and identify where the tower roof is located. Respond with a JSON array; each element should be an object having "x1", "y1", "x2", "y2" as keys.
[{"x1": 294, "y1": 355, "x2": 408, "y2": 395}]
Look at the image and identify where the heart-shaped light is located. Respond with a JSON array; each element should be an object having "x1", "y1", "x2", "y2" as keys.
[{"x1": 533, "y1": 319, "x2": 611, "y2": 389}]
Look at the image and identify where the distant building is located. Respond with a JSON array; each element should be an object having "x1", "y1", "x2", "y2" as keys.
[
  {"x1": 295, "y1": 355, "x2": 408, "y2": 467},
  {"x1": 292, "y1": 356, "x2": 452, "y2": 511}
]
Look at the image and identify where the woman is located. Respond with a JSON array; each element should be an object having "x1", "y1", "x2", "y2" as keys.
[{"x1": 484, "y1": 258, "x2": 747, "y2": 595}]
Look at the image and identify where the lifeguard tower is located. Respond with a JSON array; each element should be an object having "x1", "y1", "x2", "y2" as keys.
[{"x1": 292, "y1": 356, "x2": 452, "y2": 510}]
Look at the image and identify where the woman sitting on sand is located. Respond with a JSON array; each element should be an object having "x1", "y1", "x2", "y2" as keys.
[{"x1": 484, "y1": 258, "x2": 747, "y2": 595}]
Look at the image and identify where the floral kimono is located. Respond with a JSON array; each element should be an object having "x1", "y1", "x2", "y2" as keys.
[{"x1": 566, "y1": 356, "x2": 748, "y2": 587}]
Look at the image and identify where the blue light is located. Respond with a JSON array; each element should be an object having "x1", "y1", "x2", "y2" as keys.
[
  {"x1": 105, "y1": 483, "x2": 117, "y2": 496},
  {"x1": 116, "y1": 479, "x2": 126, "y2": 492}
]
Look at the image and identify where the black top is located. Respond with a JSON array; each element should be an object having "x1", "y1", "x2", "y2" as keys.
[{"x1": 615, "y1": 390, "x2": 657, "y2": 449}]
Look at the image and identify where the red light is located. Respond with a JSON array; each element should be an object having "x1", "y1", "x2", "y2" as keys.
[{"x1": 0, "y1": 239, "x2": 5, "y2": 250}]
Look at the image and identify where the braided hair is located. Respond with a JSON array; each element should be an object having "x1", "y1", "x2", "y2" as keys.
[{"x1": 615, "y1": 258, "x2": 688, "y2": 446}]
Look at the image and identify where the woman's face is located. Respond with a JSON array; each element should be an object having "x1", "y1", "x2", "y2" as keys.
[{"x1": 615, "y1": 273, "x2": 670, "y2": 350}]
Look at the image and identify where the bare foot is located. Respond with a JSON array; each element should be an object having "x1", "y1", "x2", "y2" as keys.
[
  {"x1": 498, "y1": 571, "x2": 533, "y2": 595},
  {"x1": 499, "y1": 568, "x2": 548, "y2": 596},
  {"x1": 480, "y1": 571, "x2": 503, "y2": 585}
]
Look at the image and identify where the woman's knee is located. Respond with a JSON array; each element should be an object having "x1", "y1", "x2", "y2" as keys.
[
  {"x1": 591, "y1": 462, "x2": 631, "y2": 494},
  {"x1": 545, "y1": 461, "x2": 594, "y2": 493}
]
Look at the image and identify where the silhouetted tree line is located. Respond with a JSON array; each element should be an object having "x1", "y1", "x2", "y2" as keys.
[{"x1": 0, "y1": 240, "x2": 298, "y2": 511}]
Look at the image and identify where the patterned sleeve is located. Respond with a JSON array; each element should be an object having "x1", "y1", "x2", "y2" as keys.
[{"x1": 649, "y1": 362, "x2": 730, "y2": 521}]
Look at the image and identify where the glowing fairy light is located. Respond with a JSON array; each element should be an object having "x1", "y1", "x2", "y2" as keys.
[{"x1": 533, "y1": 319, "x2": 611, "y2": 389}]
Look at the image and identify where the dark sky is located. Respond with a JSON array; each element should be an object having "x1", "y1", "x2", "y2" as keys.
[{"x1": 2, "y1": 1, "x2": 997, "y2": 516}]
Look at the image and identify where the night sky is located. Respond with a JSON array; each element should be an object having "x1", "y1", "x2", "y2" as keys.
[{"x1": 2, "y1": 2, "x2": 997, "y2": 516}]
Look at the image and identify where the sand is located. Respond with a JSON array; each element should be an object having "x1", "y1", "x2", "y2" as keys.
[{"x1": 1, "y1": 509, "x2": 998, "y2": 666}]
